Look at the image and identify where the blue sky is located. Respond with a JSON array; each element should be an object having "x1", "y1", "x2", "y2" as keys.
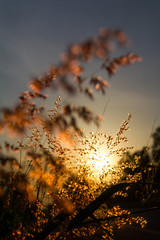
[{"x1": 0, "y1": 0, "x2": 160, "y2": 150}]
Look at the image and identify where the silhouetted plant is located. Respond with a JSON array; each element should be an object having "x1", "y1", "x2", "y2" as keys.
[
  {"x1": 152, "y1": 127, "x2": 160, "y2": 164},
  {"x1": 119, "y1": 127, "x2": 160, "y2": 206}
]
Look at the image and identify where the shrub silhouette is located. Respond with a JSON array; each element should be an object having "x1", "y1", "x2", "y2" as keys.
[
  {"x1": 152, "y1": 127, "x2": 160, "y2": 164},
  {"x1": 119, "y1": 127, "x2": 160, "y2": 207}
]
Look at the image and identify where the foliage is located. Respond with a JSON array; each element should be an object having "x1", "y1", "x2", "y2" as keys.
[
  {"x1": 152, "y1": 127, "x2": 160, "y2": 163},
  {"x1": 119, "y1": 127, "x2": 160, "y2": 206},
  {"x1": 0, "y1": 27, "x2": 157, "y2": 240}
]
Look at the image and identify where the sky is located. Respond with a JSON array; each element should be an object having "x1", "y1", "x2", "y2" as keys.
[{"x1": 0, "y1": 0, "x2": 160, "y2": 151}]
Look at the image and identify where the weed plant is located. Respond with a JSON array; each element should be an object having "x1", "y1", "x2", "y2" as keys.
[{"x1": 0, "y1": 28, "x2": 156, "y2": 240}]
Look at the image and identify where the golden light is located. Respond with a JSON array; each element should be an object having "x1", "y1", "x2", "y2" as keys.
[
  {"x1": 81, "y1": 143, "x2": 120, "y2": 184},
  {"x1": 65, "y1": 131, "x2": 120, "y2": 183},
  {"x1": 87, "y1": 148, "x2": 111, "y2": 179}
]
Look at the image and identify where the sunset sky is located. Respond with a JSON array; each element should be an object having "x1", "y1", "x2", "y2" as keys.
[{"x1": 0, "y1": 0, "x2": 160, "y2": 151}]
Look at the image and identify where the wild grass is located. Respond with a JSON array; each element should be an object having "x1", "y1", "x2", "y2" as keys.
[{"x1": 0, "y1": 27, "x2": 159, "y2": 240}]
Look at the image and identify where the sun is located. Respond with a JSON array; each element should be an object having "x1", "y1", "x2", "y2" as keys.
[
  {"x1": 84, "y1": 145, "x2": 120, "y2": 184},
  {"x1": 65, "y1": 131, "x2": 120, "y2": 182},
  {"x1": 88, "y1": 148, "x2": 110, "y2": 178}
]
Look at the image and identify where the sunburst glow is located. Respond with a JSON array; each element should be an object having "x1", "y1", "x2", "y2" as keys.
[
  {"x1": 87, "y1": 148, "x2": 111, "y2": 178},
  {"x1": 65, "y1": 130, "x2": 127, "y2": 184},
  {"x1": 70, "y1": 132, "x2": 120, "y2": 182}
]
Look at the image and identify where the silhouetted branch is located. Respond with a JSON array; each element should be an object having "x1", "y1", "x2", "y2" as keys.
[
  {"x1": 78, "y1": 206, "x2": 160, "y2": 227},
  {"x1": 67, "y1": 183, "x2": 131, "y2": 230}
]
